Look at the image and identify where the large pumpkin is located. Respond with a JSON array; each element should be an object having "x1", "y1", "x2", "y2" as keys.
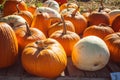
[
  {"x1": 104, "y1": 32, "x2": 120, "y2": 62},
  {"x1": 21, "y1": 38, "x2": 67, "y2": 78},
  {"x1": 72, "y1": 36, "x2": 110, "y2": 71},
  {"x1": 3, "y1": 0, "x2": 27, "y2": 16},
  {"x1": 0, "y1": 22, "x2": 18, "y2": 68}
]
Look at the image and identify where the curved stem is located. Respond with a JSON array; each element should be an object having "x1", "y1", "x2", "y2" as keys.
[
  {"x1": 61, "y1": 15, "x2": 66, "y2": 35},
  {"x1": 98, "y1": 0, "x2": 104, "y2": 12},
  {"x1": 71, "y1": 6, "x2": 79, "y2": 17},
  {"x1": 16, "y1": 3, "x2": 20, "y2": 13},
  {"x1": 25, "y1": 22, "x2": 31, "y2": 36}
]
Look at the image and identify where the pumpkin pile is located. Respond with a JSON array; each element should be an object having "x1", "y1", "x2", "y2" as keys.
[{"x1": 0, "y1": 0, "x2": 120, "y2": 78}]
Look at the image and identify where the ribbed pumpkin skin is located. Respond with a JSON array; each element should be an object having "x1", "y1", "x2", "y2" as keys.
[
  {"x1": 83, "y1": 25, "x2": 114, "y2": 39},
  {"x1": 0, "y1": 22, "x2": 18, "y2": 68},
  {"x1": 3, "y1": 0, "x2": 27, "y2": 16},
  {"x1": 104, "y1": 32, "x2": 120, "y2": 62},
  {"x1": 111, "y1": 15, "x2": 120, "y2": 32},
  {"x1": 21, "y1": 38, "x2": 67, "y2": 78},
  {"x1": 50, "y1": 30, "x2": 80, "y2": 56},
  {"x1": 88, "y1": 12, "x2": 110, "y2": 26},
  {"x1": 48, "y1": 20, "x2": 75, "y2": 37}
]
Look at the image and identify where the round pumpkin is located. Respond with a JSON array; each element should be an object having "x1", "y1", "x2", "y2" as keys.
[
  {"x1": 50, "y1": 16, "x2": 80, "y2": 56},
  {"x1": 21, "y1": 38, "x2": 67, "y2": 78},
  {"x1": 62, "y1": 7, "x2": 88, "y2": 35},
  {"x1": 72, "y1": 36, "x2": 110, "y2": 71},
  {"x1": 3, "y1": 0, "x2": 27, "y2": 16},
  {"x1": 28, "y1": 5, "x2": 36, "y2": 15},
  {"x1": 88, "y1": 11, "x2": 110, "y2": 26},
  {"x1": 15, "y1": 22, "x2": 46, "y2": 50},
  {"x1": 111, "y1": 14, "x2": 120, "y2": 32},
  {"x1": 14, "y1": 4, "x2": 33, "y2": 26},
  {"x1": 83, "y1": 24, "x2": 114, "y2": 39},
  {"x1": 104, "y1": 32, "x2": 120, "y2": 62},
  {"x1": 0, "y1": 22, "x2": 18, "y2": 68}
]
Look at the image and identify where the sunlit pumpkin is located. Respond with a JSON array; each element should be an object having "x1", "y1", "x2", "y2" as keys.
[
  {"x1": 14, "y1": 3, "x2": 33, "y2": 26},
  {"x1": 0, "y1": 22, "x2": 18, "y2": 68},
  {"x1": 104, "y1": 32, "x2": 120, "y2": 62},
  {"x1": 0, "y1": 15, "x2": 26, "y2": 30},
  {"x1": 50, "y1": 16, "x2": 80, "y2": 56},
  {"x1": 61, "y1": 7, "x2": 88, "y2": 34},
  {"x1": 31, "y1": 11, "x2": 51, "y2": 37},
  {"x1": 28, "y1": 5, "x2": 36, "y2": 15},
  {"x1": 43, "y1": 0, "x2": 60, "y2": 12},
  {"x1": 15, "y1": 22, "x2": 46, "y2": 50},
  {"x1": 21, "y1": 38, "x2": 67, "y2": 78},
  {"x1": 3, "y1": 0, "x2": 27, "y2": 16},
  {"x1": 72, "y1": 36, "x2": 110, "y2": 71},
  {"x1": 48, "y1": 20, "x2": 75, "y2": 37}
]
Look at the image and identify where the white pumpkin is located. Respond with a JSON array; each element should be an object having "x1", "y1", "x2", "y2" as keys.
[
  {"x1": 0, "y1": 15, "x2": 26, "y2": 29},
  {"x1": 72, "y1": 36, "x2": 110, "y2": 71},
  {"x1": 43, "y1": 0, "x2": 60, "y2": 12}
]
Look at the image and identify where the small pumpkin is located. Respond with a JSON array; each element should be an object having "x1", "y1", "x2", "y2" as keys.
[
  {"x1": 61, "y1": 7, "x2": 88, "y2": 35},
  {"x1": 72, "y1": 36, "x2": 110, "y2": 71},
  {"x1": 28, "y1": 5, "x2": 36, "y2": 15},
  {"x1": 21, "y1": 38, "x2": 67, "y2": 78},
  {"x1": 60, "y1": 2, "x2": 78, "y2": 12},
  {"x1": 15, "y1": 22, "x2": 46, "y2": 50},
  {"x1": 104, "y1": 32, "x2": 120, "y2": 62},
  {"x1": 88, "y1": 8, "x2": 110, "y2": 26},
  {"x1": 111, "y1": 14, "x2": 120, "y2": 32},
  {"x1": 43, "y1": 0, "x2": 60, "y2": 12},
  {"x1": 50, "y1": 16, "x2": 80, "y2": 56},
  {"x1": 3, "y1": 0, "x2": 27, "y2": 16},
  {"x1": 14, "y1": 3, "x2": 33, "y2": 26},
  {"x1": 83, "y1": 24, "x2": 114, "y2": 39},
  {"x1": 0, "y1": 22, "x2": 18, "y2": 68},
  {"x1": 55, "y1": 0, "x2": 68, "y2": 5},
  {"x1": 31, "y1": 12, "x2": 51, "y2": 37}
]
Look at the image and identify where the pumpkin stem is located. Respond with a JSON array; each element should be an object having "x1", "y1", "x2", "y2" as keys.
[
  {"x1": 71, "y1": 3, "x2": 79, "y2": 17},
  {"x1": 36, "y1": 40, "x2": 45, "y2": 50},
  {"x1": 61, "y1": 15, "x2": 66, "y2": 35},
  {"x1": 25, "y1": 22, "x2": 31, "y2": 36},
  {"x1": 48, "y1": 2, "x2": 52, "y2": 7},
  {"x1": 98, "y1": 0, "x2": 104, "y2": 12}
]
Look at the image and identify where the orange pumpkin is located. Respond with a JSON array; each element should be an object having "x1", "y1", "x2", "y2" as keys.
[
  {"x1": 31, "y1": 11, "x2": 51, "y2": 37},
  {"x1": 14, "y1": 3, "x2": 33, "y2": 26},
  {"x1": 48, "y1": 20, "x2": 75, "y2": 37},
  {"x1": 21, "y1": 38, "x2": 67, "y2": 78},
  {"x1": 60, "y1": 3, "x2": 78, "y2": 12},
  {"x1": 50, "y1": 16, "x2": 80, "y2": 56},
  {"x1": 111, "y1": 14, "x2": 120, "y2": 32},
  {"x1": 15, "y1": 22, "x2": 46, "y2": 50},
  {"x1": 62, "y1": 7, "x2": 88, "y2": 35},
  {"x1": 88, "y1": 10, "x2": 110, "y2": 26},
  {"x1": 104, "y1": 32, "x2": 120, "y2": 62},
  {"x1": 0, "y1": 22, "x2": 18, "y2": 68},
  {"x1": 28, "y1": 5, "x2": 36, "y2": 15},
  {"x1": 3, "y1": 0, "x2": 27, "y2": 16},
  {"x1": 83, "y1": 24, "x2": 114, "y2": 39}
]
